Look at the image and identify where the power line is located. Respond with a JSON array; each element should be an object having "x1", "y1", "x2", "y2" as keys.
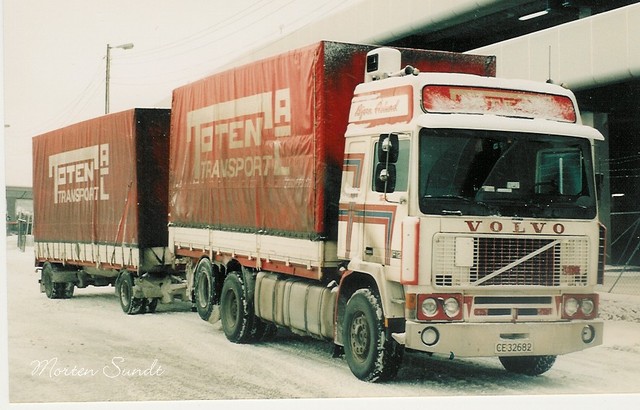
[
  {"x1": 110, "y1": 0, "x2": 322, "y2": 89},
  {"x1": 24, "y1": 64, "x2": 105, "y2": 137},
  {"x1": 116, "y1": 0, "x2": 275, "y2": 63}
]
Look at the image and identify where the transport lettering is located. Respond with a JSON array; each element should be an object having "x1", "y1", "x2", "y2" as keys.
[
  {"x1": 186, "y1": 89, "x2": 292, "y2": 182},
  {"x1": 48, "y1": 144, "x2": 110, "y2": 204}
]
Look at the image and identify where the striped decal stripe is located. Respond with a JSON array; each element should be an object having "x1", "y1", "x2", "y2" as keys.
[
  {"x1": 342, "y1": 153, "x2": 365, "y2": 188},
  {"x1": 339, "y1": 203, "x2": 396, "y2": 264}
]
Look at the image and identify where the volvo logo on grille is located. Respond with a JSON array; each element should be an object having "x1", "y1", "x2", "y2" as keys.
[{"x1": 465, "y1": 220, "x2": 566, "y2": 234}]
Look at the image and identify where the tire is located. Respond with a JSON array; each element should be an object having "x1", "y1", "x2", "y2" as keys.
[
  {"x1": 499, "y1": 355, "x2": 557, "y2": 376},
  {"x1": 146, "y1": 298, "x2": 159, "y2": 313},
  {"x1": 42, "y1": 263, "x2": 56, "y2": 299},
  {"x1": 194, "y1": 258, "x2": 216, "y2": 321},
  {"x1": 251, "y1": 319, "x2": 278, "y2": 342},
  {"x1": 41, "y1": 263, "x2": 74, "y2": 299},
  {"x1": 220, "y1": 272, "x2": 253, "y2": 343},
  {"x1": 117, "y1": 272, "x2": 145, "y2": 315},
  {"x1": 61, "y1": 283, "x2": 75, "y2": 299},
  {"x1": 343, "y1": 289, "x2": 404, "y2": 382}
]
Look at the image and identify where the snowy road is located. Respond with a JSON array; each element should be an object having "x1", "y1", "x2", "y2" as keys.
[{"x1": 5, "y1": 239, "x2": 640, "y2": 406}]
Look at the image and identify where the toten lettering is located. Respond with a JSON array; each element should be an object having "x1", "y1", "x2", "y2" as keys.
[
  {"x1": 186, "y1": 88, "x2": 292, "y2": 182},
  {"x1": 48, "y1": 144, "x2": 110, "y2": 204}
]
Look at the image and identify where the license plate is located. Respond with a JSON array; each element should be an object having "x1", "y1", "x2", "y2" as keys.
[{"x1": 495, "y1": 341, "x2": 534, "y2": 354}]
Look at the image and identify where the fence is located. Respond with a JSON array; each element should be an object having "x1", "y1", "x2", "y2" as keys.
[
  {"x1": 605, "y1": 150, "x2": 640, "y2": 296},
  {"x1": 16, "y1": 212, "x2": 33, "y2": 252}
]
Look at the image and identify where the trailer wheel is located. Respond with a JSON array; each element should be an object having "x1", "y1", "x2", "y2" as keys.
[
  {"x1": 117, "y1": 272, "x2": 145, "y2": 315},
  {"x1": 146, "y1": 298, "x2": 159, "y2": 313},
  {"x1": 499, "y1": 355, "x2": 556, "y2": 376},
  {"x1": 61, "y1": 283, "x2": 75, "y2": 299},
  {"x1": 343, "y1": 289, "x2": 404, "y2": 382},
  {"x1": 41, "y1": 263, "x2": 74, "y2": 299},
  {"x1": 220, "y1": 272, "x2": 252, "y2": 343},
  {"x1": 194, "y1": 258, "x2": 216, "y2": 321}
]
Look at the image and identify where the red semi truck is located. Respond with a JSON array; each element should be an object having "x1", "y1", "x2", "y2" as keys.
[{"x1": 33, "y1": 41, "x2": 605, "y2": 381}]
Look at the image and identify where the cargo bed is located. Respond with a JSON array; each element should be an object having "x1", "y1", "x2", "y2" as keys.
[{"x1": 33, "y1": 108, "x2": 171, "y2": 273}]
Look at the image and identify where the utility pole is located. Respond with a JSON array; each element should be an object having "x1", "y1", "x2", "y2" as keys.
[{"x1": 105, "y1": 42, "x2": 134, "y2": 114}]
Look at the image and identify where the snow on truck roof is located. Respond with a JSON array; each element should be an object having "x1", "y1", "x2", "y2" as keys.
[{"x1": 348, "y1": 72, "x2": 604, "y2": 141}]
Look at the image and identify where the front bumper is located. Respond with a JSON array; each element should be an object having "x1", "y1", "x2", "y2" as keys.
[{"x1": 395, "y1": 319, "x2": 603, "y2": 357}]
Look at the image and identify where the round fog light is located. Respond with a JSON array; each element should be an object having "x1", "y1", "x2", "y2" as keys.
[
  {"x1": 581, "y1": 325, "x2": 596, "y2": 344},
  {"x1": 421, "y1": 326, "x2": 440, "y2": 346}
]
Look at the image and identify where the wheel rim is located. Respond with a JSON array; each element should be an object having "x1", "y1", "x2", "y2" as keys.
[
  {"x1": 349, "y1": 312, "x2": 370, "y2": 363},
  {"x1": 197, "y1": 272, "x2": 210, "y2": 309},
  {"x1": 43, "y1": 268, "x2": 53, "y2": 297},
  {"x1": 120, "y1": 279, "x2": 131, "y2": 307}
]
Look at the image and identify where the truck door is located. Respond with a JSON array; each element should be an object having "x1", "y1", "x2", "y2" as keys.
[
  {"x1": 362, "y1": 134, "x2": 410, "y2": 276},
  {"x1": 338, "y1": 140, "x2": 368, "y2": 261}
]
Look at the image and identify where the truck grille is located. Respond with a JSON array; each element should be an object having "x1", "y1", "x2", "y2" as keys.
[{"x1": 433, "y1": 234, "x2": 590, "y2": 287}]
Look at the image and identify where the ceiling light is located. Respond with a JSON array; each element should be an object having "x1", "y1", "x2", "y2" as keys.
[{"x1": 519, "y1": 9, "x2": 549, "y2": 21}]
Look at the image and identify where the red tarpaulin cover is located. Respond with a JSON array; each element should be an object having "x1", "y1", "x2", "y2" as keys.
[
  {"x1": 169, "y1": 41, "x2": 496, "y2": 240},
  {"x1": 33, "y1": 108, "x2": 171, "y2": 248}
]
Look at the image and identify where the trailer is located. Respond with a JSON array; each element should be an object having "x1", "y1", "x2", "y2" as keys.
[{"x1": 32, "y1": 108, "x2": 185, "y2": 313}]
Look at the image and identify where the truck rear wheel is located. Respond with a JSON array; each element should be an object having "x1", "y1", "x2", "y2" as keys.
[
  {"x1": 41, "y1": 263, "x2": 74, "y2": 299},
  {"x1": 220, "y1": 272, "x2": 252, "y2": 343},
  {"x1": 251, "y1": 319, "x2": 278, "y2": 341},
  {"x1": 194, "y1": 258, "x2": 216, "y2": 321},
  {"x1": 343, "y1": 289, "x2": 404, "y2": 382},
  {"x1": 499, "y1": 355, "x2": 556, "y2": 376},
  {"x1": 117, "y1": 271, "x2": 145, "y2": 315}
]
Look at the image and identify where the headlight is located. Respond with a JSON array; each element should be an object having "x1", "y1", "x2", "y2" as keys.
[
  {"x1": 564, "y1": 297, "x2": 579, "y2": 317},
  {"x1": 421, "y1": 298, "x2": 438, "y2": 317},
  {"x1": 581, "y1": 298, "x2": 595, "y2": 316},
  {"x1": 443, "y1": 297, "x2": 460, "y2": 318}
]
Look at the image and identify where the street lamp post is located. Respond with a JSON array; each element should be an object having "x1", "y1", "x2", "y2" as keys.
[{"x1": 105, "y1": 42, "x2": 134, "y2": 114}]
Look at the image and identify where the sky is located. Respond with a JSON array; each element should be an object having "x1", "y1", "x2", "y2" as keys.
[{"x1": 1, "y1": 0, "x2": 362, "y2": 188}]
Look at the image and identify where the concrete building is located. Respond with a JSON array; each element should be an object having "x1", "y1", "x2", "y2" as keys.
[{"x1": 5, "y1": 186, "x2": 33, "y2": 235}]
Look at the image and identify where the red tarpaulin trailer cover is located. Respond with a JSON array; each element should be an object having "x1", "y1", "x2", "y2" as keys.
[
  {"x1": 33, "y1": 108, "x2": 171, "y2": 249},
  {"x1": 169, "y1": 41, "x2": 495, "y2": 240}
]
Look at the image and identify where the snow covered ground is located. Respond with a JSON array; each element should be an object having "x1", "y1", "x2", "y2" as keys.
[{"x1": 3, "y1": 236, "x2": 640, "y2": 409}]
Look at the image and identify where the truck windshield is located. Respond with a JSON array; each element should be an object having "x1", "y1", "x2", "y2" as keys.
[{"x1": 418, "y1": 128, "x2": 597, "y2": 219}]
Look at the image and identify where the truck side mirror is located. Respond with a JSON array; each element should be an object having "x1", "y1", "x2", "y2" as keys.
[
  {"x1": 377, "y1": 133, "x2": 399, "y2": 164},
  {"x1": 375, "y1": 162, "x2": 396, "y2": 193}
]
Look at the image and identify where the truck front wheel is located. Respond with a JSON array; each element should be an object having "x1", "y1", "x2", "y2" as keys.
[
  {"x1": 220, "y1": 272, "x2": 252, "y2": 343},
  {"x1": 343, "y1": 289, "x2": 404, "y2": 382},
  {"x1": 499, "y1": 355, "x2": 556, "y2": 376}
]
